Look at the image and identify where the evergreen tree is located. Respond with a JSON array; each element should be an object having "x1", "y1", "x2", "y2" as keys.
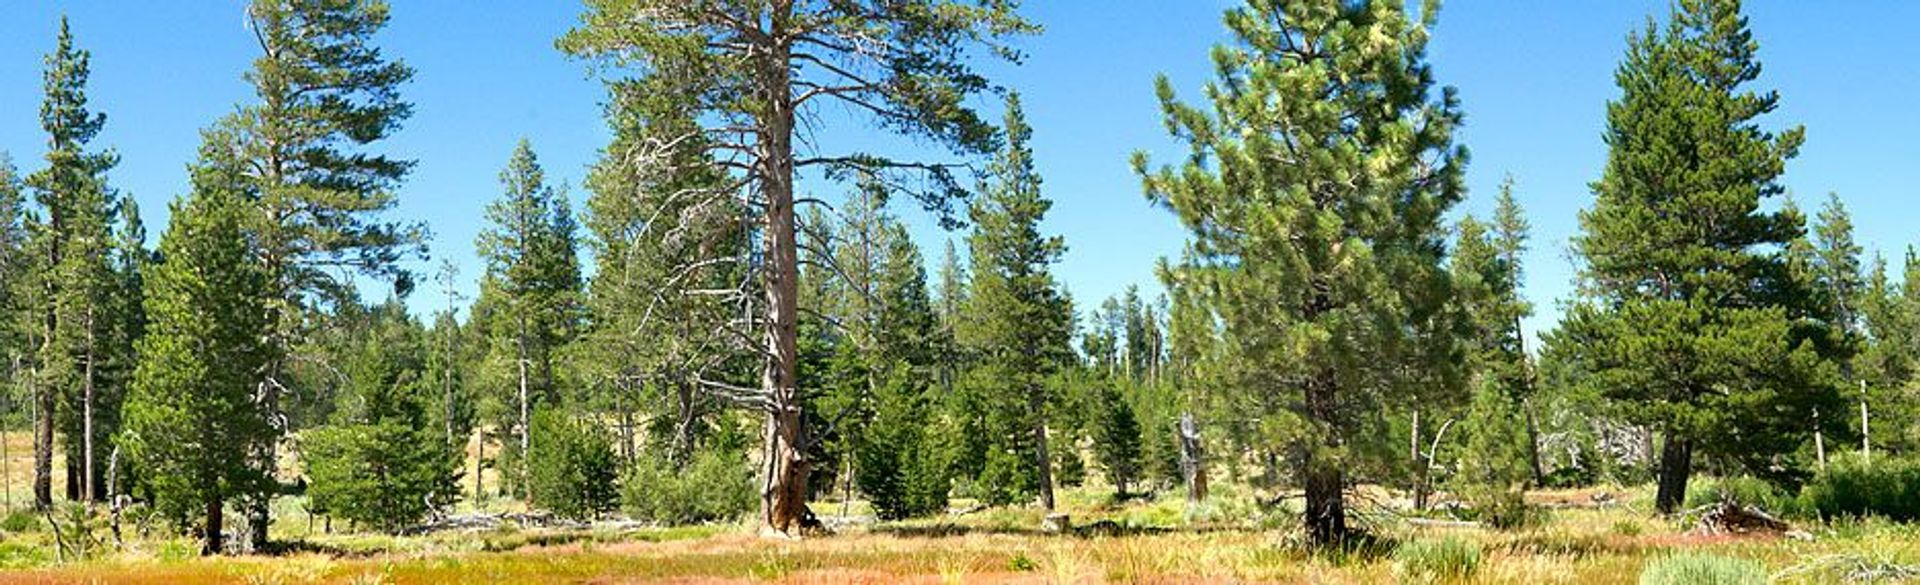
[
  {"x1": 560, "y1": 0, "x2": 1035, "y2": 534},
  {"x1": 957, "y1": 94, "x2": 1074, "y2": 510},
  {"x1": 578, "y1": 74, "x2": 746, "y2": 474},
  {"x1": 1563, "y1": 0, "x2": 1840, "y2": 513},
  {"x1": 475, "y1": 140, "x2": 582, "y2": 496},
  {"x1": 122, "y1": 165, "x2": 275, "y2": 556},
  {"x1": 24, "y1": 18, "x2": 125, "y2": 505},
  {"x1": 853, "y1": 223, "x2": 949, "y2": 520},
  {"x1": 1136, "y1": 0, "x2": 1468, "y2": 544},
  {"x1": 1092, "y1": 382, "x2": 1144, "y2": 498},
  {"x1": 301, "y1": 301, "x2": 460, "y2": 532},
  {"x1": 214, "y1": 0, "x2": 421, "y2": 547}
]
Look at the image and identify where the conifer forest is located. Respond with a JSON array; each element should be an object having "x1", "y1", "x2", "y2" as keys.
[{"x1": 4, "y1": 0, "x2": 1920, "y2": 583}]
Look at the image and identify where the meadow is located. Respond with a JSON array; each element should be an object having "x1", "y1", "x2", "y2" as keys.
[{"x1": 2, "y1": 443, "x2": 1915, "y2": 585}]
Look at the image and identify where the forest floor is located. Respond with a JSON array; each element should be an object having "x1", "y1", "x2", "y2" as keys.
[{"x1": 0, "y1": 433, "x2": 1917, "y2": 583}]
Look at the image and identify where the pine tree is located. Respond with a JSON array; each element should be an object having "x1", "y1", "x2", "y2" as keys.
[
  {"x1": 24, "y1": 18, "x2": 124, "y2": 506},
  {"x1": 560, "y1": 0, "x2": 1035, "y2": 534},
  {"x1": 476, "y1": 140, "x2": 582, "y2": 497},
  {"x1": 853, "y1": 223, "x2": 949, "y2": 520},
  {"x1": 302, "y1": 301, "x2": 460, "y2": 532},
  {"x1": 581, "y1": 76, "x2": 747, "y2": 471},
  {"x1": 1564, "y1": 0, "x2": 1840, "y2": 512},
  {"x1": 958, "y1": 94, "x2": 1074, "y2": 510},
  {"x1": 122, "y1": 164, "x2": 275, "y2": 556},
  {"x1": 1136, "y1": 0, "x2": 1468, "y2": 544},
  {"x1": 212, "y1": 0, "x2": 421, "y2": 548}
]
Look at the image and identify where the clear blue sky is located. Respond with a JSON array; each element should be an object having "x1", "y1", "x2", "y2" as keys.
[{"x1": 4, "y1": 2, "x2": 1920, "y2": 344}]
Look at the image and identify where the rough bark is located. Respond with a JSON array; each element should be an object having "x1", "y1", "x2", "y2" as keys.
[
  {"x1": 1654, "y1": 431, "x2": 1693, "y2": 515},
  {"x1": 756, "y1": 49, "x2": 811, "y2": 533},
  {"x1": 1302, "y1": 373, "x2": 1347, "y2": 545},
  {"x1": 1178, "y1": 411, "x2": 1207, "y2": 503},
  {"x1": 203, "y1": 494, "x2": 223, "y2": 556},
  {"x1": 1032, "y1": 393, "x2": 1055, "y2": 511}
]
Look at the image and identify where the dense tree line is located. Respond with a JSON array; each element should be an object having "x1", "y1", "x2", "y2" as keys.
[{"x1": 8, "y1": 0, "x2": 1920, "y2": 556}]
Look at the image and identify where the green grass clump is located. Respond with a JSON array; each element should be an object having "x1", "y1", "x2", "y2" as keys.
[
  {"x1": 1394, "y1": 536, "x2": 1482, "y2": 583},
  {"x1": 0, "y1": 509, "x2": 38, "y2": 533},
  {"x1": 1639, "y1": 553, "x2": 1768, "y2": 585}
]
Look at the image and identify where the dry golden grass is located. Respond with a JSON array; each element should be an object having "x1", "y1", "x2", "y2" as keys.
[{"x1": 5, "y1": 432, "x2": 1920, "y2": 584}]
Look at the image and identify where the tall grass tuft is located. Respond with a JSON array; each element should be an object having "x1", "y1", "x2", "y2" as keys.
[
  {"x1": 1638, "y1": 553, "x2": 1768, "y2": 585},
  {"x1": 1393, "y1": 536, "x2": 1482, "y2": 583}
]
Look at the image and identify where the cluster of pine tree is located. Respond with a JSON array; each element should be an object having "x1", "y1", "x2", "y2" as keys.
[{"x1": 7, "y1": 0, "x2": 1920, "y2": 556}]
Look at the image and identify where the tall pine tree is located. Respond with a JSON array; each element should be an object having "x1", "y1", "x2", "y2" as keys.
[
  {"x1": 958, "y1": 94, "x2": 1074, "y2": 510},
  {"x1": 1563, "y1": 0, "x2": 1840, "y2": 512},
  {"x1": 1136, "y1": 0, "x2": 1468, "y2": 544},
  {"x1": 122, "y1": 160, "x2": 276, "y2": 556},
  {"x1": 560, "y1": 0, "x2": 1035, "y2": 533}
]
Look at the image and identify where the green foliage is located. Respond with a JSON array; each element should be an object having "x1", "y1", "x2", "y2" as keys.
[
  {"x1": 1137, "y1": 0, "x2": 1468, "y2": 543},
  {"x1": 1460, "y1": 488, "x2": 1540, "y2": 531},
  {"x1": 1684, "y1": 475, "x2": 1798, "y2": 515},
  {"x1": 1560, "y1": 0, "x2": 1841, "y2": 510},
  {"x1": 1393, "y1": 537, "x2": 1482, "y2": 583},
  {"x1": 1092, "y1": 384, "x2": 1144, "y2": 497},
  {"x1": 303, "y1": 421, "x2": 459, "y2": 532},
  {"x1": 1638, "y1": 554, "x2": 1768, "y2": 585},
  {"x1": 1799, "y1": 454, "x2": 1920, "y2": 521},
  {"x1": 856, "y1": 369, "x2": 951, "y2": 520},
  {"x1": 620, "y1": 450, "x2": 755, "y2": 525},
  {"x1": 122, "y1": 170, "x2": 275, "y2": 552},
  {"x1": 526, "y1": 411, "x2": 618, "y2": 520},
  {"x1": 957, "y1": 94, "x2": 1075, "y2": 509}
]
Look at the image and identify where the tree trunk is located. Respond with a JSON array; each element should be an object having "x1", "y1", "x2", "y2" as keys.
[
  {"x1": 33, "y1": 365, "x2": 52, "y2": 510},
  {"x1": 1033, "y1": 402, "x2": 1055, "y2": 511},
  {"x1": 1302, "y1": 373, "x2": 1346, "y2": 546},
  {"x1": 82, "y1": 305, "x2": 96, "y2": 503},
  {"x1": 472, "y1": 428, "x2": 485, "y2": 510},
  {"x1": 1523, "y1": 397, "x2": 1546, "y2": 487},
  {"x1": 1303, "y1": 451, "x2": 1346, "y2": 546},
  {"x1": 203, "y1": 494, "x2": 223, "y2": 556},
  {"x1": 1654, "y1": 431, "x2": 1692, "y2": 515},
  {"x1": 1178, "y1": 411, "x2": 1207, "y2": 503},
  {"x1": 517, "y1": 315, "x2": 531, "y2": 500},
  {"x1": 1410, "y1": 410, "x2": 1425, "y2": 510},
  {"x1": 755, "y1": 42, "x2": 811, "y2": 533}
]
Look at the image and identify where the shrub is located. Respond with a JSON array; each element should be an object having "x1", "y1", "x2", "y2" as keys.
[
  {"x1": 1798, "y1": 454, "x2": 1920, "y2": 521},
  {"x1": 621, "y1": 449, "x2": 756, "y2": 525},
  {"x1": 527, "y1": 410, "x2": 620, "y2": 520},
  {"x1": 1394, "y1": 537, "x2": 1482, "y2": 583},
  {"x1": 1685, "y1": 475, "x2": 1799, "y2": 516},
  {"x1": 1638, "y1": 554, "x2": 1767, "y2": 585},
  {"x1": 0, "y1": 509, "x2": 38, "y2": 533},
  {"x1": 1461, "y1": 487, "x2": 1540, "y2": 530},
  {"x1": 303, "y1": 421, "x2": 460, "y2": 531}
]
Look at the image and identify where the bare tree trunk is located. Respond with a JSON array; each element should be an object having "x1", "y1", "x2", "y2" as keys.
[
  {"x1": 1410, "y1": 409, "x2": 1424, "y2": 510},
  {"x1": 1178, "y1": 411, "x2": 1207, "y2": 503},
  {"x1": 472, "y1": 428, "x2": 484, "y2": 510},
  {"x1": 82, "y1": 305, "x2": 95, "y2": 503},
  {"x1": 33, "y1": 360, "x2": 52, "y2": 510},
  {"x1": 756, "y1": 40, "x2": 811, "y2": 533},
  {"x1": 1814, "y1": 408, "x2": 1827, "y2": 471},
  {"x1": 1523, "y1": 397, "x2": 1545, "y2": 487},
  {"x1": 1031, "y1": 387, "x2": 1055, "y2": 511},
  {"x1": 517, "y1": 314, "x2": 531, "y2": 500},
  {"x1": 1654, "y1": 430, "x2": 1691, "y2": 515},
  {"x1": 203, "y1": 494, "x2": 223, "y2": 556}
]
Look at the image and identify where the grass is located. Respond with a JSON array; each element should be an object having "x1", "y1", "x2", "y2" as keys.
[{"x1": 4, "y1": 425, "x2": 1920, "y2": 583}]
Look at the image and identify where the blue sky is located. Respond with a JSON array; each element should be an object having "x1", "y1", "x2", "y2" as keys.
[{"x1": 4, "y1": 2, "x2": 1920, "y2": 344}]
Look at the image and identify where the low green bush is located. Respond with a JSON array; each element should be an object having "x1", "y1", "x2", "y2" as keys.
[
  {"x1": 1685, "y1": 475, "x2": 1801, "y2": 516},
  {"x1": 1461, "y1": 488, "x2": 1541, "y2": 530},
  {"x1": 1638, "y1": 553, "x2": 1767, "y2": 585},
  {"x1": 1798, "y1": 454, "x2": 1920, "y2": 521},
  {"x1": 0, "y1": 509, "x2": 38, "y2": 533},
  {"x1": 620, "y1": 449, "x2": 756, "y2": 525},
  {"x1": 1394, "y1": 537, "x2": 1482, "y2": 583},
  {"x1": 527, "y1": 411, "x2": 620, "y2": 520}
]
